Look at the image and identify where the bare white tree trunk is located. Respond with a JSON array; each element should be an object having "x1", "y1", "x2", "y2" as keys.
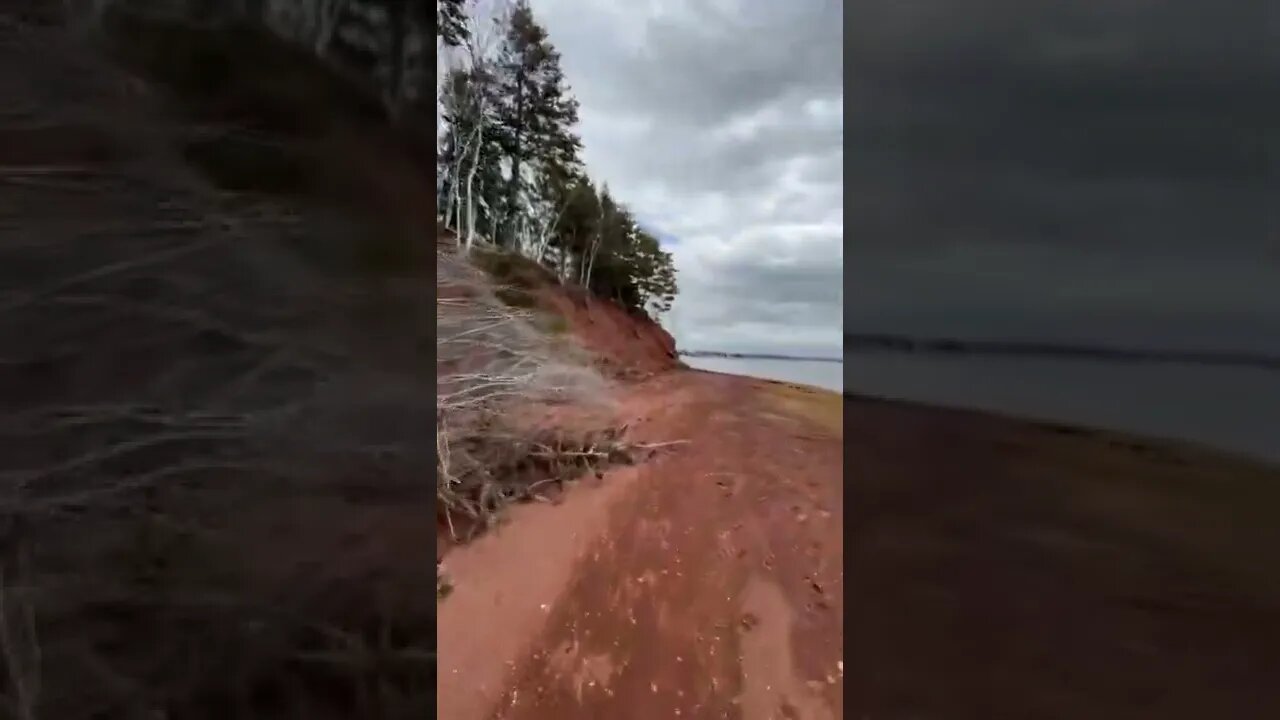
[
  {"x1": 442, "y1": 164, "x2": 460, "y2": 235},
  {"x1": 463, "y1": 129, "x2": 483, "y2": 251},
  {"x1": 442, "y1": 119, "x2": 477, "y2": 234},
  {"x1": 534, "y1": 194, "x2": 571, "y2": 265},
  {"x1": 583, "y1": 234, "x2": 600, "y2": 287},
  {"x1": 582, "y1": 199, "x2": 607, "y2": 287}
]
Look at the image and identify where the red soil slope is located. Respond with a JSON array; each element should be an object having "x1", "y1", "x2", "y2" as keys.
[
  {"x1": 434, "y1": 232, "x2": 680, "y2": 375},
  {"x1": 536, "y1": 285, "x2": 680, "y2": 376}
]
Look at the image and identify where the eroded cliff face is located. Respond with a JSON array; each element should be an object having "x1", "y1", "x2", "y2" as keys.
[
  {"x1": 535, "y1": 285, "x2": 681, "y2": 377},
  {"x1": 436, "y1": 233, "x2": 680, "y2": 377}
]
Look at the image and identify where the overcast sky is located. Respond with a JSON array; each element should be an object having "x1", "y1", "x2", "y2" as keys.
[
  {"x1": 530, "y1": 0, "x2": 844, "y2": 357},
  {"x1": 848, "y1": 0, "x2": 1279, "y2": 350},
  {"x1": 524, "y1": 1, "x2": 1276, "y2": 356}
]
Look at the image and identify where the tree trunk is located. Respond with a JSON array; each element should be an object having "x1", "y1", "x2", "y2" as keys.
[
  {"x1": 464, "y1": 132, "x2": 483, "y2": 250},
  {"x1": 503, "y1": 66, "x2": 526, "y2": 248}
]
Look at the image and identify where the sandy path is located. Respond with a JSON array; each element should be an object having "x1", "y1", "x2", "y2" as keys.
[{"x1": 437, "y1": 370, "x2": 843, "y2": 719}]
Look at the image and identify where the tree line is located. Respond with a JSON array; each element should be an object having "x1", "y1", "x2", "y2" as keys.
[{"x1": 436, "y1": 0, "x2": 677, "y2": 318}]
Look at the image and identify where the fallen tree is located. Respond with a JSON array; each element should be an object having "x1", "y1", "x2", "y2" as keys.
[{"x1": 436, "y1": 242, "x2": 621, "y2": 540}]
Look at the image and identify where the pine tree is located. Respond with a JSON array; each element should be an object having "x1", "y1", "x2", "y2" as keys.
[
  {"x1": 492, "y1": 0, "x2": 581, "y2": 248},
  {"x1": 632, "y1": 230, "x2": 678, "y2": 316},
  {"x1": 436, "y1": 0, "x2": 468, "y2": 46},
  {"x1": 547, "y1": 176, "x2": 598, "y2": 280}
]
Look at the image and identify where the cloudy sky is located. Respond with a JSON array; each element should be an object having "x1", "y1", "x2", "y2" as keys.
[
  {"x1": 518, "y1": 1, "x2": 1275, "y2": 356},
  {"x1": 848, "y1": 0, "x2": 1279, "y2": 351},
  {"x1": 529, "y1": 0, "x2": 844, "y2": 357}
]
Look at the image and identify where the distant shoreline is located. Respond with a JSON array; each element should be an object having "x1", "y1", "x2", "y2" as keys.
[
  {"x1": 844, "y1": 333, "x2": 1280, "y2": 371},
  {"x1": 682, "y1": 337, "x2": 1280, "y2": 371},
  {"x1": 679, "y1": 350, "x2": 843, "y2": 363}
]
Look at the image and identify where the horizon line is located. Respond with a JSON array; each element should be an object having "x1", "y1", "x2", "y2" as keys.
[
  {"x1": 844, "y1": 332, "x2": 1280, "y2": 370},
  {"x1": 679, "y1": 349, "x2": 843, "y2": 363}
]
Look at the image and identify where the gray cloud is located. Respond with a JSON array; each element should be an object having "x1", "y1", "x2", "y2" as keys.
[
  {"x1": 848, "y1": 0, "x2": 1279, "y2": 347},
  {"x1": 531, "y1": 0, "x2": 844, "y2": 356},
  {"x1": 574, "y1": 1, "x2": 844, "y2": 127}
]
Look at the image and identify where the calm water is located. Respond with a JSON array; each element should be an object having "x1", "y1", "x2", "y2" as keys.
[
  {"x1": 846, "y1": 353, "x2": 1280, "y2": 466},
  {"x1": 683, "y1": 356, "x2": 844, "y2": 393}
]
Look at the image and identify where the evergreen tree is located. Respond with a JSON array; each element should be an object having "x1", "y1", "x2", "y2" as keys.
[
  {"x1": 436, "y1": 0, "x2": 468, "y2": 46},
  {"x1": 546, "y1": 176, "x2": 596, "y2": 280},
  {"x1": 584, "y1": 212, "x2": 677, "y2": 318},
  {"x1": 630, "y1": 230, "x2": 678, "y2": 316},
  {"x1": 528, "y1": 159, "x2": 584, "y2": 261},
  {"x1": 493, "y1": 0, "x2": 581, "y2": 248}
]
